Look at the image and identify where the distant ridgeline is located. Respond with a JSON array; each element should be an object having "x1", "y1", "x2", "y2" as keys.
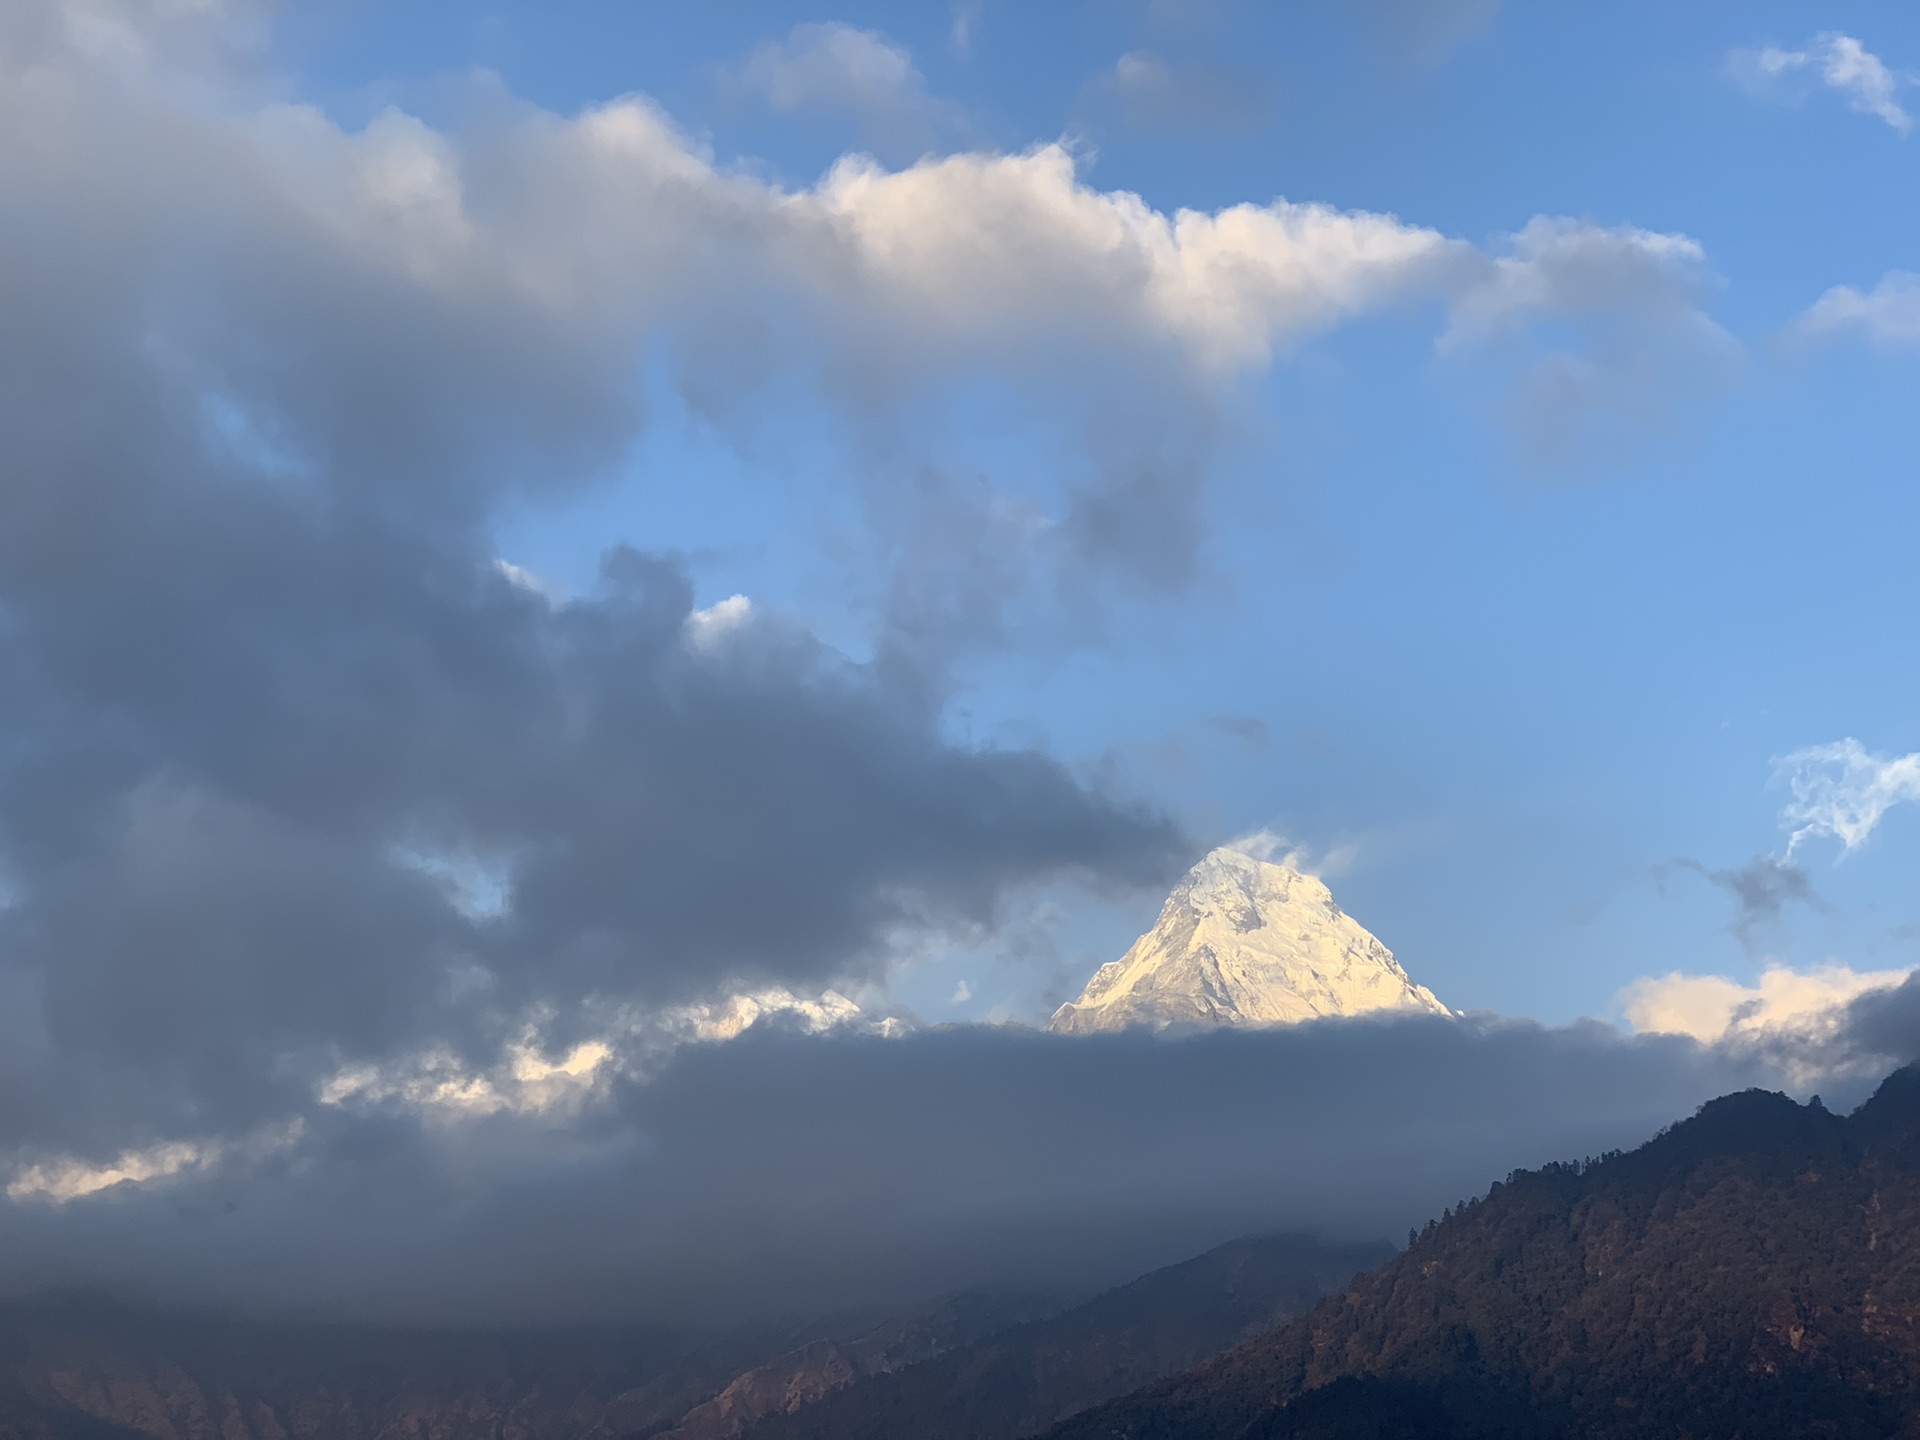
[
  {"x1": 0, "y1": 1236, "x2": 1385, "y2": 1440},
  {"x1": 1047, "y1": 1065, "x2": 1920, "y2": 1440}
]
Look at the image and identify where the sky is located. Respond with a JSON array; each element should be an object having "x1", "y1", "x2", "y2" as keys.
[
  {"x1": 258, "y1": 0, "x2": 1920, "y2": 1028},
  {"x1": 2, "y1": 0, "x2": 1920, "y2": 1325}
]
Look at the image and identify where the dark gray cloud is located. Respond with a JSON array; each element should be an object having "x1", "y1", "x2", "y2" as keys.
[
  {"x1": 0, "y1": 2, "x2": 1185, "y2": 1164},
  {"x1": 0, "y1": 1016, "x2": 1782, "y2": 1326},
  {"x1": 1837, "y1": 973, "x2": 1920, "y2": 1068},
  {"x1": 1666, "y1": 855, "x2": 1823, "y2": 950}
]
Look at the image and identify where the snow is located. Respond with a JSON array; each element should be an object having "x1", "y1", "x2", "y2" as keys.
[{"x1": 1047, "y1": 846, "x2": 1450, "y2": 1034}]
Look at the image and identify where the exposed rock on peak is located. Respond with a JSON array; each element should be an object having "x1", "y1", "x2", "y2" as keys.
[{"x1": 1047, "y1": 847, "x2": 1449, "y2": 1035}]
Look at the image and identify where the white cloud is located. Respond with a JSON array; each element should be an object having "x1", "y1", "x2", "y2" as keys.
[
  {"x1": 806, "y1": 144, "x2": 1464, "y2": 374},
  {"x1": 1731, "y1": 32, "x2": 1912, "y2": 135},
  {"x1": 1620, "y1": 961, "x2": 1908, "y2": 1045},
  {"x1": 493, "y1": 557, "x2": 562, "y2": 602},
  {"x1": 311, "y1": 988, "x2": 891, "y2": 1126},
  {"x1": 1776, "y1": 738, "x2": 1920, "y2": 856},
  {"x1": 26, "y1": 5, "x2": 1711, "y2": 520},
  {"x1": 1620, "y1": 961, "x2": 1912, "y2": 1088},
  {"x1": 7, "y1": 1121, "x2": 304, "y2": 1205},
  {"x1": 318, "y1": 1036, "x2": 615, "y2": 1119},
  {"x1": 1799, "y1": 270, "x2": 1920, "y2": 347},
  {"x1": 685, "y1": 593, "x2": 754, "y2": 650},
  {"x1": 1227, "y1": 828, "x2": 1362, "y2": 879},
  {"x1": 8, "y1": 1139, "x2": 218, "y2": 1203}
]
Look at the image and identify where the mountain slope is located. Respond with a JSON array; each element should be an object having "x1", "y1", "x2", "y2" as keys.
[
  {"x1": 0, "y1": 1305, "x2": 790, "y2": 1440},
  {"x1": 0, "y1": 1290, "x2": 1059, "y2": 1440},
  {"x1": 1048, "y1": 1066, "x2": 1920, "y2": 1440},
  {"x1": 1048, "y1": 847, "x2": 1447, "y2": 1035},
  {"x1": 736, "y1": 1234, "x2": 1391, "y2": 1440},
  {"x1": 661, "y1": 1291, "x2": 1064, "y2": 1440}
]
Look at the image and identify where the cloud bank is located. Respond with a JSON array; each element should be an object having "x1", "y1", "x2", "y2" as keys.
[{"x1": 0, "y1": 1015, "x2": 1848, "y2": 1326}]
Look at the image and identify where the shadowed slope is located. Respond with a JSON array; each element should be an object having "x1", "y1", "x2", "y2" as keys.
[
  {"x1": 737, "y1": 1234, "x2": 1390, "y2": 1440},
  {"x1": 1049, "y1": 1066, "x2": 1920, "y2": 1440}
]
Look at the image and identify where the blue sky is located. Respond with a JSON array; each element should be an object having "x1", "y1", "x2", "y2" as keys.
[{"x1": 251, "y1": 1, "x2": 1920, "y2": 1026}]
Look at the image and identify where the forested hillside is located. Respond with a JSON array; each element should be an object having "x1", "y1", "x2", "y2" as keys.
[{"x1": 1050, "y1": 1066, "x2": 1920, "y2": 1440}]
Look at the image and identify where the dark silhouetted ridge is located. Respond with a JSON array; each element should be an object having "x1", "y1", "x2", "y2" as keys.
[
  {"x1": 1048, "y1": 1063, "x2": 1920, "y2": 1440},
  {"x1": 735, "y1": 1234, "x2": 1389, "y2": 1440}
]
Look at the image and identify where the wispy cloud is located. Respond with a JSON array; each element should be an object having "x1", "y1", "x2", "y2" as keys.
[
  {"x1": 1439, "y1": 218, "x2": 1738, "y2": 472},
  {"x1": 1731, "y1": 32, "x2": 1912, "y2": 135},
  {"x1": 1776, "y1": 738, "x2": 1920, "y2": 857},
  {"x1": 1665, "y1": 855, "x2": 1822, "y2": 950},
  {"x1": 1086, "y1": 50, "x2": 1272, "y2": 133},
  {"x1": 728, "y1": 22, "x2": 964, "y2": 153},
  {"x1": 948, "y1": 3, "x2": 980, "y2": 61},
  {"x1": 1798, "y1": 270, "x2": 1920, "y2": 347},
  {"x1": 1227, "y1": 828, "x2": 1362, "y2": 879}
]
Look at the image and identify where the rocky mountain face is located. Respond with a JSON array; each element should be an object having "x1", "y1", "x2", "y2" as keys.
[
  {"x1": 1047, "y1": 1065, "x2": 1920, "y2": 1440},
  {"x1": 1047, "y1": 847, "x2": 1449, "y2": 1035},
  {"x1": 736, "y1": 1234, "x2": 1391, "y2": 1440}
]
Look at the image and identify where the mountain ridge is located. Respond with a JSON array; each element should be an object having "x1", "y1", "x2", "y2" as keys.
[
  {"x1": 1045, "y1": 1063, "x2": 1920, "y2": 1439},
  {"x1": 733, "y1": 1233, "x2": 1391, "y2": 1440}
]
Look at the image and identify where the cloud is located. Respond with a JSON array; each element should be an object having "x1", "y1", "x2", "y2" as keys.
[
  {"x1": 1088, "y1": 50, "x2": 1273, "y2": 132},
  {"x1": 0, "y1": 1, "x2": 1221, "y2": 1170},
  {"x1": 0, "y1": 0, "x2": 1758, "y2": 1327},
  {"x1": 729, "y1": 22, "x2": 962, "y2": 155},
  {"x1": 1440, "y1": 218, "x2": 1738, "y2": 471},
  {"x1": 1731, "y1": 32, "x2": 1912, "y2": 136},
  {"x1": 1665, "y1": 855, "x2": 1821, "y2": 949},
  {"x1": 1798, "y1": 270, "x2": 1920, "y2": 348},
  {"x1": 949, "y1": 4, "x2": 979, "y2": 61},
  {"x1": 0, "y1": 1016, "x2": 1795, "y2": 1325},
  {"x1": 1621, "y1": 962, "x2": 1907, "y2": 1046},
  {"x1": 1227, "y1": 828, "x2": 1361, "y2": 879},
  {"x1": 807, "y1": 143, "x2": 1462, "y2": 376},
  {"x1": 1775, "y1": 738, "x2": 1920, "y2": 856},
  {"x1": 1621, "y1": 961, "x2": 1916, "y2": 1090}
]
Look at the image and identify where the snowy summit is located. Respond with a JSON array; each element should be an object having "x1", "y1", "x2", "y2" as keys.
[{"x1": 1047, "y1": 846, "x2": 1450, "y2": 1034}]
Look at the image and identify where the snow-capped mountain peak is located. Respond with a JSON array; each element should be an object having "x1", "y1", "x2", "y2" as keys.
[{"x1": 1046, "y1": 846, "x2": 1450, "y2": 1034}]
